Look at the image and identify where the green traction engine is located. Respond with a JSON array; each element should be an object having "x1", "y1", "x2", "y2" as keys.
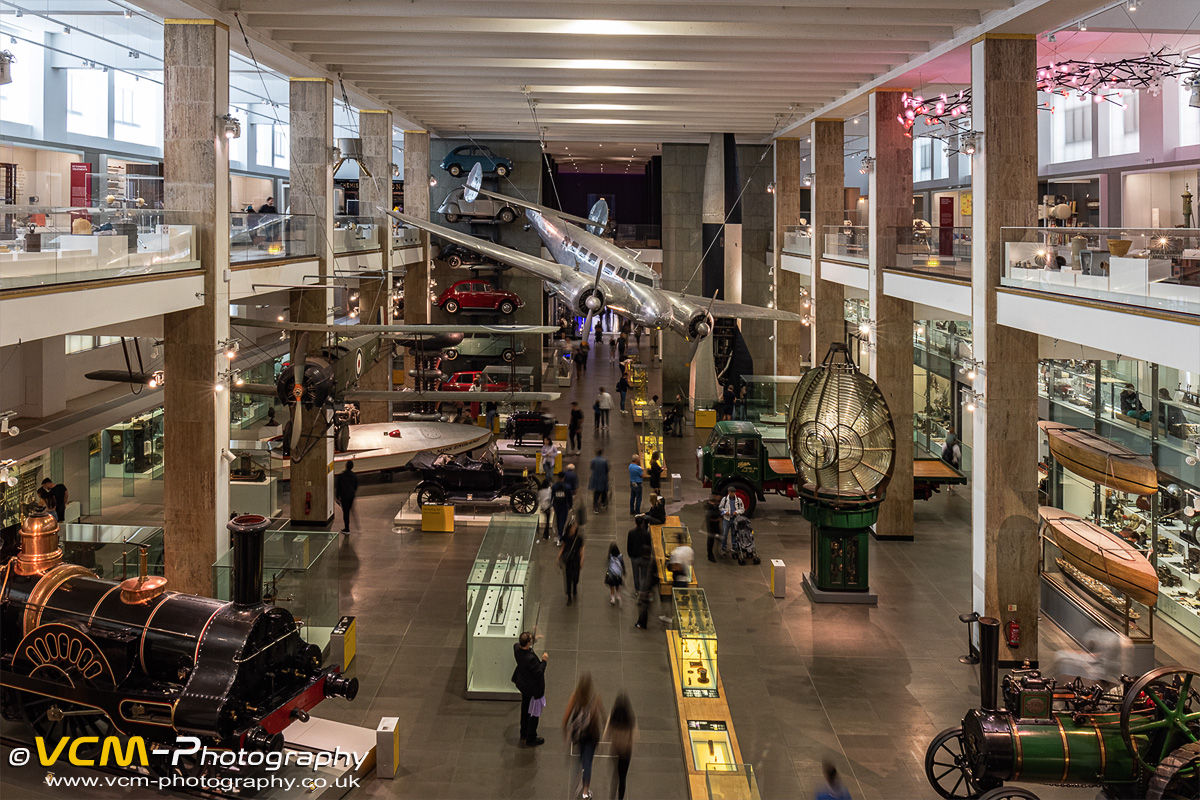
[{"x1": 925, "y1": 618, "x2": 1200, "y2": 800}]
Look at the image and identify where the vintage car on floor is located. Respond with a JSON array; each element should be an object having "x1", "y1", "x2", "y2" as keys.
[
  {"x1": 438, "y1": 187, "x2": 519, "y2": 224},
  {"x1": 436, "y1": 278, "x2": 523, "y2": 315},
  {"x1": 440, "y1": 370, "x2": 515, "y2": 392},
  {"x1": 441, "y1": 334, "x2": 527, "y2": 363},
  {"x1": 409, "y1": 448, "x2": 538, "y2": 513},
  {"x1": 440, "y1": 144, "x2": 513, "y2": 178},
  {"x1": 504, "y1": 410, "x2": 556, "y2": 445}
]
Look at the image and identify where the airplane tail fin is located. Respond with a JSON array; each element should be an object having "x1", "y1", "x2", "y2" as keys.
[{"x1": 587, "y1": 198, "x2": 609, "y2": 236}]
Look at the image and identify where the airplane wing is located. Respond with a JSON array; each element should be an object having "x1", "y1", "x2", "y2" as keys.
[
  {"x1": 680, "y1": 293, "x2": 808, "y2": 324},
  {"x1": 382, "y1": 208, "x2": 565, "y2": 284},
  {"x1": 231, "y1": 317, "x2": 558, "y2": 335}
]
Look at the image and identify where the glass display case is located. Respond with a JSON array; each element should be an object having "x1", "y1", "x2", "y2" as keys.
[
  {"x1": 675, "y1": 588, "x2": 718, "y2": 698},
  {"x1": 466, "y1": 513, "x2": 538, "y2": 698},
  {"x1": 1039, "y1": 526, "x2": 1154, "y2": 643},
  {"x1": 687, "y1": 720, "x2": 733, "y2": 770},
  {"x1": 662, "y1": 525, "x2": 693, "y2": 581},
  {"x1": 212, "y1": 530, "x2": 340, "y2": 652},
  {"x1": 1156, "y1": 516, "x2": 1200, "y2": 641},
  {"x1": 640, "y1": 407, "x2": 664, "y2": 473},
  {"x1": 58, "y1": 523, "x2": 163, "y2": 581},
  {"x1": 228, "y1": 440, "x2": 284, "y2": 519},
  {"x1": 741, "y1": 374, "x2": 806, "y2": 425},
  {"x1": 628, "y1": 361, "x2": 650, "y2": 420},
  {"x1": 705, "y1": 763, "x2": 762, "y2": 800}
]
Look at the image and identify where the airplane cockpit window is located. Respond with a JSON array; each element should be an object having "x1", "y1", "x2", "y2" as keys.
[{"x1": 633, "y1": 274, "x2": 653, "y2": 286}]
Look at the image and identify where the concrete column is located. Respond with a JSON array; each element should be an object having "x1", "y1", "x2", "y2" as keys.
[
  {"x1": 288, "y1": 77, "x2": 334, "y2": 526},
  {"x1": 867, "y1": 90, "x2": 915, "y2": 541},
  {"x1": 970, "y1": 34, "x2": 1041, "y2": 665},
  {"x1": 15, "y1": 337, "x2": 67, "y2": 418},
  {"x1": 161, "y1": 18, "x2": 231, "y2": 595},
  {"x1": 811, "y1": 119, "x2": 845, "y2": 357},
  {"x1": 402, "y1": 131, "x2": 431, "y2": 385},
  {"x1": 356, "y1": 109, "x2": 393, "y2": 423},
  {"x1": 774, "y1": 138, "x2": 808, "y2": 375}
]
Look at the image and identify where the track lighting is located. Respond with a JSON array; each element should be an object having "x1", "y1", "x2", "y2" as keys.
[
  {"x1": 429, "y1": 175, "x2": 438, "y2": 187},
  {"x1": 961, "y1": 387, "x2": 983, "y2": 413},
  {"x1": 766, "y1": 181, "x2": 776, "y2": 194},
  {"x1": 961, "y1": 132, "x2": 979, "y2": 156},
  {"x1": 219, "y1": 339, "x2": 240, "y2": 360},
  {"x1": 124, "y1": 7, "x2": 133, "y2": 17},
  {"x1": 1, "y1": 411, "x2": 18, "y2": 437},
  {"x1": 958, "y1": 358, "x2": 983, "y2": 381},
  {"x1": 148, "y1": 370, "x2": 164, "y2": 389},
  {"x1": 1, "y1": 460, "x2": 17, "y2": 488},
  {"x1": 331, "y1": 145, "x2": 342, "y2": 161},
  {"x1": 220, "y1": 114, "x2": 241, "y2": 139},
  {"x1": 1126, "y1": 0, "x2": 1140, "y2": 10},
  {"x1": 221, "y1": 449, "x2": 237, "y2": 464},
  {"x1": 215, "y1": 378, "x2": 226, "y2": 393},
  {"x1": 1187, "y1": 73, "x2": 1200, "y2": 109},
  {"x1": 391, "y1": 162, "x2": 400, "y2": 178},
  {"x1": 858, "y1": 156, "x2": 875, "y2": 175},
  {"x1": 803, "y1": 173, "x2": 814, "y2": 186}
]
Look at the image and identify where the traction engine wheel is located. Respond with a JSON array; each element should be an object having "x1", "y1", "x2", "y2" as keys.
[
  {"x1": 1121, "y1": 667, "x2": 1200, "y2": 773},
  {"x1": 1147, "y1": 742, "x2": 1200, "y2": 800},
  {"x1": 925, "y1": 727, "x2": 988, "y2": 799}
]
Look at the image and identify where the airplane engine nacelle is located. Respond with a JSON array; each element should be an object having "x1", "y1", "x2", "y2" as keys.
[
  {"x1": 557, "y1": 270, "x2": 598, "y2": 317},
  {"x1": 276, "y1": 357, "x2": 336, "y2": 409},
  {"x1": 666, "y1": 301, "x2": 713, "y2": 342},
  {"x1": 576, "y1": 287, "x2": 605, "y2": 316}
]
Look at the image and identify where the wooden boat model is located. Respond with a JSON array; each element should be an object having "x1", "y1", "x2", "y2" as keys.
[
  {"x1": 1038, "y1": 421, "x2": 1157, "y2": 496},
  {"x1": 1040, "y1": 506, "x2": 1158, "y2": 607}
]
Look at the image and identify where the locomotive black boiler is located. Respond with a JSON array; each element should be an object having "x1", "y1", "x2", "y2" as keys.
[{"x1": 0, "y1": 509, "x2": 357, "y2": 755}]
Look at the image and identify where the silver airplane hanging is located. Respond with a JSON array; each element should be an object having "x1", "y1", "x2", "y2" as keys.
[{"x1": 383, "y1": 165, "x2": 805, "y2": 363}]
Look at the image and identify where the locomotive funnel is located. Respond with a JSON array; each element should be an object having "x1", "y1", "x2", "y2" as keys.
[
  {"x1": 226, "y1": 514, "x2": 270, "y2": 606},
  {"x1": 15, "y1": 507, "x2": 63, "y2": 577},
  {"x1": 978, "y1": 616, "x2": 1000, "y2": 710}
]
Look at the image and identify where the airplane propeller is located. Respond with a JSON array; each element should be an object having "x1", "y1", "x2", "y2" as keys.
[
  {"x1": 463, "y1": 162, "x2": 483, "y2": 203},
  {"x1": 686, "y1": 293, "x2": 719, "y2": 367},
  {"x1": 290, "y1": 331, "x2": 309, "y2": 455},
  {"x1": 580, "y1": 265, "x2": 605, "y2": 344}
]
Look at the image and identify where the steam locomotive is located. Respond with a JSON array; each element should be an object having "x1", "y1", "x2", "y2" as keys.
[
  {"x1": 0, "y1": 509, "x2": 357, "y2": 761},
  {"x1": 925, "y1": 617, "x2": 1199, "y2": 800}
]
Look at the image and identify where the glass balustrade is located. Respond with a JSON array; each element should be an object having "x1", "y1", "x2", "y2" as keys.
[
  {"x1": 333, "y1": 215, "x2": 379, "y2": 253},
  {"x1": 893, "y1": 225, "x2": 972, "y2": 280},
  {"x1": 230, "y1": 212, "x2": 316, "y2": 263},
  {"x1": 781, "y1": 225, "x2": 812, "y2": 257},
  {"x1": 1002, "y1": 227, "x2": 1200, "y2": 315},
  {"x1": 823, "y1": 224, "x2": 868, "y2": 263},
  {"x1": 0, "y1": 205, "x2": 200, "y2": 290}
]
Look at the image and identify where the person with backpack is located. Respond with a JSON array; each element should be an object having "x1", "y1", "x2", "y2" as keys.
[
  {"x1": 563, "y1": 673, "x2": 605, "y2": 800},
  {"x1": 536, "y1": 477, "x2": 553, "y2": 543},
  {"x1": 558, "y1": 518, "x2": 585, "y2": 606},
  {"x1": 615, "y1": 371, "x2": 630, "y2": 413},
  {"x1": 604, "y1": 542, "x2": 626, "y2": 606},
  {"x1": 631, "y1": 544, "x2": 658, "y2": 629}
]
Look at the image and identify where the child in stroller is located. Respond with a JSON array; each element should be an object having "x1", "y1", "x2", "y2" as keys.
[{"x1": 731, "y1": 514, "x2": 761, "y2": 566}]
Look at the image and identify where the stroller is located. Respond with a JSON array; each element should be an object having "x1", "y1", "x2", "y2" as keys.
[{"x1": 731, "y1": 515, "x2": 761, "y2": 566}]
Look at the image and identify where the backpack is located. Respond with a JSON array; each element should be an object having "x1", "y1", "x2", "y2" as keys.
[
  {"x1": 566, "y1": 703, "x2": 592, "y2": 744},
  {"x1": 607, "y1": 554, "x2": 624, "y2": 580}
]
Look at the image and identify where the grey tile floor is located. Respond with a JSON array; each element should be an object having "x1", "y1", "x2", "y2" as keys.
[{"x1": 3, "y1": 336, "x2": 1198, "y2": 800}]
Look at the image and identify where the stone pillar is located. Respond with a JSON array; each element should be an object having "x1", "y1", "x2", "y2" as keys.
[
  {"x1": 811, "y1": 119, "x2": 844, "y2": 357},
  {"x1": 774, "y1": 138, "x2": 808, "y2": 375},
  {"x1": 867, "y1": 90, "x2": 915, "y2": 541},
  {"x1": 161, "y1": 18, "x2": 231, "y2": 595},
  {"x1": 356, "y1": 109, "x2": 393, "y2": 423},
  {"x1": 970, "y1": 34, "x2": 1041, "y2": 665},
  {"x1": 402, "y1": 131, "x2": 430, "y2": 384},
  {"x1": 288, "y1": 77, "x2": 334, "y2": 526}
]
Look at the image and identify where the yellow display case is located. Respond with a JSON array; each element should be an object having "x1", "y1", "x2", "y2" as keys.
[
  {"x1": 675, "y1": 587, "x2": 718, "y2": 698},
  {"x1": 687, "y1": 720, "x2": 733, "y2": 771},
  {"x1": 695, "y1": 408, "x2": 718, "y2": 429}
]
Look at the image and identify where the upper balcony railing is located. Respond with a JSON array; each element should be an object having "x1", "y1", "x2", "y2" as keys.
[
  {"x1": 392, "y1": 225, "x2": 421, "y2": 248},
  {"x1": 1002, "y1": 227, "x2": 1200, "y2": 316},
  {"x1": 230, "y1": 212, "x2": 317, "y2": 264},
  {"x1": 782, "y1": 225, "x2": 812, "y2": 257},
  {"x1": 823, "y1": 225, "x2": 868, "y2": 263},
  {"x1": 893, "y1": 225, "x2": 972, "y2": 281},
  {"x1": 333, "y1": 216, "x2": 379, "y2": 254},
  {"x1": 1, "y1": 205, "x2": 199, "y2": 291}
]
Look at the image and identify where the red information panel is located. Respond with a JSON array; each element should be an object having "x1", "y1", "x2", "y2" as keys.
[
  {"x1": 938, "y1": 196, "x2": 954, "y2": 256},
  {"x1": 70, "y1": 163, "x2": 92, "y2": 207}
]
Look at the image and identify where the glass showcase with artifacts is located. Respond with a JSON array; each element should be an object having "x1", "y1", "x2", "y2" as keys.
[
  {"x1": 466, "y1": 514, "x2": 537, "y2": 698},
  {"x1": 674, "y1": 587, "x2": 718, "y2": 698},
  {"x1": 1039, "y1": 359, "x2": 1200, "y2": 644}
]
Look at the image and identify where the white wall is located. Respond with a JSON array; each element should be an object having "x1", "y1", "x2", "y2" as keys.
[{"x1": 1123, "y1": 168, "x2": 1200, "y2": 228}]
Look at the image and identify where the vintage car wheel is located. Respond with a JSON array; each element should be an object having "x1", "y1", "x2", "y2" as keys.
[
  {"x1": 415, "y1": 483, "x2": 447, "y2": 507},
  {"x1": 498, "y1": 208, "x2": 516, "y2": 223},
  {"x1": 511, "y1": 486, "x2": 538, "y2": 515},
  {"x1": 444, "y1": 208, "x2": 460, "y2": 223},
  {"x1": 442, "y1": 348, "x2": 459, "y2": 361},
  {"x1": 495, "y1": 164, "x2": 509, "y2": 177},
  {"x1": 448, "y1": 164, "x2": 462, "y2": 177},
  {"x1": 502, "y1": 348, "x2": 516, "y2": 363},
  {"x1": 446, "y1": 254, "x2": 463, "y2": 268},
  {"x1": 444, "y1": 299, "x2": 460, "y2": 314},
  {"x1": 499, "y1": 300, "x2": 516, "y2": 315}
]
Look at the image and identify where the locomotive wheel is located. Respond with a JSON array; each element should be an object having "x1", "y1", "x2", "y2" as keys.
[
  {"x1": 925, "y1": 727, "x2": 986, "y2": 799},
  {"x1": 1121, "y1": 666, "x2": 1200, "y2": 772},
  {"x1": 1147, "y1": 742, "x2": 1200, "y2": 800},
  {"x1": 16, "y1": 693, "x2": 112, "y2": 760},
  {"x1": 511, "y1": 486, "x2": 538, "y2": 515},
  {"x1": 416, "y1": 483, "x2": 447, "y2": 507},
  {"x1": 977, "y1": 789, "x2": 1040, "y2": 800}
]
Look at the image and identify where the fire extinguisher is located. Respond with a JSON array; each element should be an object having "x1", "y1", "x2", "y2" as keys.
[
  {"x1": 1005, "y1": 617, "x2": 1021, "y2": 649},
  {"x1": 305, "y1": 492, "x2": 312, "y2": 516}
]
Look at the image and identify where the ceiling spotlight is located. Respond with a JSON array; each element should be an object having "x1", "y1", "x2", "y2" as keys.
[
  {"x1": 220, "y1": 113, "x2": 241, "y2": 140},
  {"x1": 1079, "y1": 20, "x2": 1088, "y2": 31},
  {"x1": 124, "y1": 7, "x2": 133, "y2": 17},
  {"x1": 0, "y1": 412, "x2": 18, "y2": 437},
  {"x1": 1187, "y1": 73, "x2": 1200, "y2": 108},
  {"x1": 858, "y1": 156, "x2": 875, "y2": 175},
  {"x1": 391, "y1": 162, "x2": 400, "y2": 178},
  {"x1": 961, "y1": 131, "x2": 979, "y2": 156},
  {"x1": 63, "y1": 26, "x2": 71, "y2": 33},
  {"x1": 215, "y1": 379, "x2": 226, "y2": 393},
  {"x1": 428, "y1": 175, "x2": 438, "y2": 187},
  {"x1": 234, "y1": 371, "x2": 245, "y2": 386},
  {"x1": 331, "y1": 145, "x2": 342, "y2": 161},
  {"x1": 1126, "y1": 0, "x2": 1140, "y2": 10},
  {"x1": 1048, "y1": 33, "x2": 1057, "y2": 43},
  {"x1": 148, "y1": 370, "x2": 164, "y2": 389},
  {"x1": 803, "y1": 172, "x2": 814, "y2": 186},
  {"x1": 766, "y1": 181, "x2": 776, "y2": 194},
  {"x1": 221, "y1": 339, "x2": 240, "y2": 359}
]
